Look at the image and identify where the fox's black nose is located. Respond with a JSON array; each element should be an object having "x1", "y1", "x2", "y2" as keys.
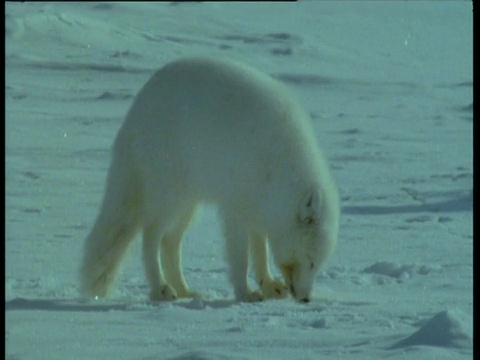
[{"x1": 299, "y1": 297, "x2": 310, "y2": 303}]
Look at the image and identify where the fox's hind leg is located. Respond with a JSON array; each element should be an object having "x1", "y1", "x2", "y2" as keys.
[
  {"x1": 250, "y1": 233, "x2": 288, "y2": 299},
  {"x1": 161, "y1": 206, "x2": 202, "y2": 299},
  {"x1": 143, "y1": 220, "x2": 178, "y2": 301}
]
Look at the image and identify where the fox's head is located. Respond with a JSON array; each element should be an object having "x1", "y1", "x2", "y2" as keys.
[{"x1": 269, "y1": 186, "x2": 339, "y2": 302}]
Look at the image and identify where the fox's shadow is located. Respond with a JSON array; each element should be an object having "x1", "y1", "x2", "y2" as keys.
[{"x1": 5, "y1": 297, "x2": 237, "y2": 312}]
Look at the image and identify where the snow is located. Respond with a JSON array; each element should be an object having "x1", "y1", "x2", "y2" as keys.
[
  {"x1": 389, "y1": 309, "x2": 472, "y2": 350},
  {"x1": 5, "y1": 2, "x2": 472, "y2": 359}
]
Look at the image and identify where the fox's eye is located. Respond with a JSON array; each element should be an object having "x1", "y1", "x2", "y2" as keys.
[{"x1": 310, "y1": 262, "x2": 314, "y2": 270}]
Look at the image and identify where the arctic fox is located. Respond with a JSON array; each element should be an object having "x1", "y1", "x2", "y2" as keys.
[{"x1": 80, "y1": 57, "x2": 339, "y2": 303}]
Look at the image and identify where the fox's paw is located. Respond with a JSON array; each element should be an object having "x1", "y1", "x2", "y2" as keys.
[
  {"x1": 259, "y1": 278, "x2": 289, "y2": 299},
  {"x1": 80, "y1": 268, "x2": 114, "y2": 299},
  {"x1": 177, "y1": 289, "x2": 204, "y2": 300},
  {"x1": 236, "y1": 290, "x2": 265, "y2": 303},
  {"x1": 149, "y1": 284, "x2": 177, "y2": 302}
]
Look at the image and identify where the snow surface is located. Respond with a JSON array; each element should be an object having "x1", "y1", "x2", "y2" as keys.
[{"x1": 5, "y1": 2, "x2": 473, "y2": 359}]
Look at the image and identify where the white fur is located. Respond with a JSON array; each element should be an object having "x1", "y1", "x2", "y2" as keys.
[{"x1": 80, "y1": 57, "x2": 340, "y2": 303}]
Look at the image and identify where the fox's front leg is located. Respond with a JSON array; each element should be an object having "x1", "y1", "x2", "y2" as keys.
[
  {"x1": 250, "y1": 233, "x2": 288, "y2": 299},
  {"x1": 222, "y1": 213, "x2": 264, "y2": 302}
]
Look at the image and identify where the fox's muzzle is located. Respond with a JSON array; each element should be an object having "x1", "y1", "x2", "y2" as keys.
[{"x1": 290, "y1": 284, "x2": 310, "y2": 303}]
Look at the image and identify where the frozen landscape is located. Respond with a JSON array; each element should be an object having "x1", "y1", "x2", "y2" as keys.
[{"x1": 5, "y1": 2, "x2": 473, "y2": 359}]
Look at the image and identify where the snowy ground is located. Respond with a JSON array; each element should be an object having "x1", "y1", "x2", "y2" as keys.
[{"x1": 5, "y1": 2, "x2": 473, "y2": 359}]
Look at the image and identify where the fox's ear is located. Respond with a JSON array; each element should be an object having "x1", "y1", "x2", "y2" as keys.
[{"x1": 297, "y1": 189, "x2": 321, "y2": 225}]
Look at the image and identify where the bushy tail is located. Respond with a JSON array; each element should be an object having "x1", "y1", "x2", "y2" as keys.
[{"x1": 80, "y1": 148, "x2": 143, "y2": 298}]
